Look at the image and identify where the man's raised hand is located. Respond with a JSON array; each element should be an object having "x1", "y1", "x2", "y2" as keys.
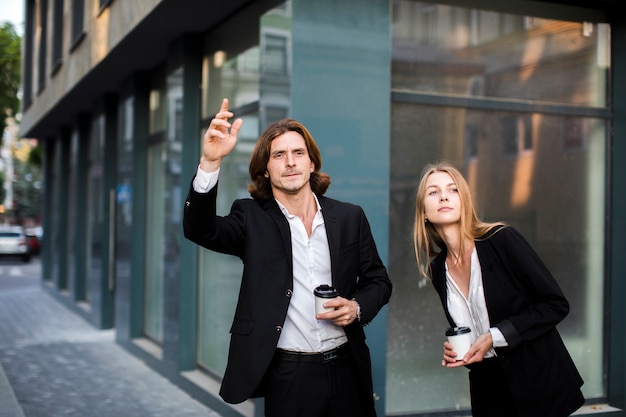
[{"x1": 200, "y1": 98, "x2": 243, "y2": 172}]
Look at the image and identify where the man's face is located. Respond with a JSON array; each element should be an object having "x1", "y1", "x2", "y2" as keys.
[{"x1": 265, "y1": 131, "x2": 315, "y2": 198}]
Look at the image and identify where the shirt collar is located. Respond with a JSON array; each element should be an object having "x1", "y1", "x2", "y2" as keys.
[{"x1": 275, "y1": 193, "x2": 322, "y2": 219}]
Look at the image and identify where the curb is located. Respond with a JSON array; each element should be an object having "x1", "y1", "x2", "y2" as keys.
[{"x1": 0, "y1": 363, "x2": 25, "y2": 417}]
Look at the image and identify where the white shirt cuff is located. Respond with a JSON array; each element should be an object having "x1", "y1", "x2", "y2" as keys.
[
  {"x1": 489, "y1": 327, "x2": 509, "y2": 348},
  {"x1": 193, "y1": 165, "x2": 220, "y2": 193}
]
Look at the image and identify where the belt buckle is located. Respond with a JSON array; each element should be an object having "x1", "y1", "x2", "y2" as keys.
[{"x1": 322, "y1": 349, "x2": 338, "y2": 363}]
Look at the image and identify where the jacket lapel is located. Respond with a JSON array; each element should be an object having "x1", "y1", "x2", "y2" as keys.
[
  {"x1": 262, "y1": 198, "x2": 294, "y2": 272},
  {"x1": 475, "y1": 239, "x2": 498, "y2": 324},
  {"x1": 318, "y1": 197, "x2": 339, "y2": 285}
]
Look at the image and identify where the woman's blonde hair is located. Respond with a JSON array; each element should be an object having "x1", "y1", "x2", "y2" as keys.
[{"x1": 413, "y1": 161, "x2": 505, "y2": 278}]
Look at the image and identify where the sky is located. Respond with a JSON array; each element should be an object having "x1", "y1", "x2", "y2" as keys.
[{"x1": 0, "y1": 0, "x2": 24, "y2": 35}]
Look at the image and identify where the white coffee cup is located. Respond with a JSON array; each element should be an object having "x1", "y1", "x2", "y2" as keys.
[
  {"x1": 314, "y1": 285, "x2": 338, "y2": 315},
  {"x1": 445, "y1": 326, "x2": 471, "y2": 360}
]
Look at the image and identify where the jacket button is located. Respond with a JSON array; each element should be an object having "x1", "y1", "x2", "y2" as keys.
[
  {"x1": 275, "y1": 326, "x2": 282, "y2": 333},
  {"x1": 285, "y1": 289, "x2": 292, "y2": 297}
]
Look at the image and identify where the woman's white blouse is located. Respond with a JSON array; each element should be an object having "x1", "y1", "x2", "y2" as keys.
[{"x1": 445, "y1": 248, "x2": 507, "y2": 357}]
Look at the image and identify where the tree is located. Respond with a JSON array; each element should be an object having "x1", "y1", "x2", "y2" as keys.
[
  {"x1": 10, "y1": 139, "x2": 41, "y2": 224},
  {"x1": 0, "y1": 171, "x2": 6, "y2": 207},
  {"x1": 0, "y1": 22, "x2": 21, "y2": 135},
  {"x1": 12, "y1": 153, "x2": 41, "y2": 223},
  {"x1": 28, "y1": 142, "x2": 42, "y2": 168}
]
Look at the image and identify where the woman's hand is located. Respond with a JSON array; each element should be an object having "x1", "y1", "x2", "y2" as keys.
[
  {"x1": 442, "y1": 332, "x2": 493, "y2": 368},
  {"x1": 442, "y1": 340, "x2": 466, "y2": 368}
]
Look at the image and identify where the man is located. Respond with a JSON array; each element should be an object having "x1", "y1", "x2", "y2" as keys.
[{"x1": 183, "y1": 98, "x2": 392, "y2": 417}]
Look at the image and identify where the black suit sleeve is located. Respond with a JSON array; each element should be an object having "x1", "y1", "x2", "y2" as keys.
[{"x1": 486, "y1": 227, "x2": 569, "y2": 349}]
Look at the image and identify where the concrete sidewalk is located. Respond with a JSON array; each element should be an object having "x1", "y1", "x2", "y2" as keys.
[{"x1": 0, "y1": 273, "x2": 223, "y2": 417}]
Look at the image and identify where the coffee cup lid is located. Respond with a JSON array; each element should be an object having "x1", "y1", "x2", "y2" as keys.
[
  {"x1": 314, "y1": 284, "x2": 338, "y2": 298},
  {"x1": 446, "y1": 326, "x2": 471, "y2": 336}
]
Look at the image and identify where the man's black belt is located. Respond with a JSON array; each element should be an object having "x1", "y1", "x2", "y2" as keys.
[{"x1": 275, "y1": 343, "x2": 350, "y2": 364}]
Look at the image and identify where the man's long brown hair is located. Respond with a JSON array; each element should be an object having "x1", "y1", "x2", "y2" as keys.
[{"x1": 248, "y1": 118, "x2": 331, "y2": 201}]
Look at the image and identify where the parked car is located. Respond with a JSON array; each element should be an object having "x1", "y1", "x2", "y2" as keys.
[
  {"x1": 0, "y1": 225, "x2": 32, "y2": 262},
  {"x1": 25, "y1": 226, "x2": 42, "y2": 255},
  {"x1": 25, "y1": 233, "x2": 40, "y2": 255}
]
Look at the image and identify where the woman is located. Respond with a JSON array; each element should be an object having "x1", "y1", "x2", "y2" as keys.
[{"x1": 413, "y1": 161, "x2": 584, "y2": 417}]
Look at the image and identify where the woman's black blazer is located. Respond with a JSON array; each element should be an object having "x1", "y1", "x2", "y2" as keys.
[{"x1": 431, "y1": 226, "x2": 584, "y2": 416}]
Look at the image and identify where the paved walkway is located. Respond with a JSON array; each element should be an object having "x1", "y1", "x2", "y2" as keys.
[
  {"x1": 0, "y1": 265, "x2": 223, "y2": 417},
  {"x1": 0, "y1": 262, "x2": 619, "y2": 417}
]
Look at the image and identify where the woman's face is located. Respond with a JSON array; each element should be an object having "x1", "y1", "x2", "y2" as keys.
[{"x1": 423, "y1": 171, "x2": 462, "y2": 227}]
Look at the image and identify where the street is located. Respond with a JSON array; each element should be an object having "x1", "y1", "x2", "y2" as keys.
[{"x1": 0, "y1": 256, "x2": 40, "y2": 290}]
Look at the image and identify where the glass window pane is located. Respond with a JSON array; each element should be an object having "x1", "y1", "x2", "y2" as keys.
[
  {"x1": 144, "y1": 141, "x2": 165, "y2": 343},
  {"x1": 263, "y1": 34, "x2": 288, "y2": 74},
  {"x1": 201, "y1": 46, "x2": 261, "y2": 120},
  {"x1": 67, "y1": 130, "x2": 79, "y2": 291},
  {"x1": 149, "y1": 87, "x2": 167, "y2": 134},
  {"x1": 87, "y1": 114, "x2": 105, "y2": 304},
  {"x1": 392, "y1": 1, "x2": 609, "y2": 107},
  {"x1": 388, "y1": 101, "x2": 606, "y2": 414},
  {"x1": 71, "y1": 0, "x2": 84, "y2": 42},
  {"x1": 144, "y1": 68, "x2": 185, "y2": 344},
  {"x1": 389, "y1": 2, "x2": 608, "y2": 414}
]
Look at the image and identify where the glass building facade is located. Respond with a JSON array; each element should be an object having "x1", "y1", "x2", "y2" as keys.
[{"x1": 20, "y1": 0, "x2": 624, "y2": 416}]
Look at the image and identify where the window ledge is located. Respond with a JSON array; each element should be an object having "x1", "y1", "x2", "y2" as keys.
[{"x1": 572, "y1": 404, "x2": 622, "y2": 415}]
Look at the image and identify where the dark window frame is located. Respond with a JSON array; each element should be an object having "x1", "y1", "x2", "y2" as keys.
[
  {"x1": 37, "y1": 0, "x2": 49, "y2": 94},
  {"x1": 70, "y1": 0, "x2": 85, "y2": 51},
  {"x1": 51, "y1": 0, "x2": 64, "y2": 76}
]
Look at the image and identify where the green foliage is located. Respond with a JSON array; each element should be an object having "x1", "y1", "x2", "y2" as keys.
[
  {"x1": 28, "y1": 143, "x2": 42, "y2": 167},
  {"x1": 0, "y1": 22, "x2": 21, "y2": 132},
  {"x1": 0, "y1": 171, "x2": 6, "y2": 206},
  {"x1": 12, "y1": 156, "x2": 41, "y2": 222},
  {"x1": 0, "y1": 22, "x2": 34, "y2": 223}
]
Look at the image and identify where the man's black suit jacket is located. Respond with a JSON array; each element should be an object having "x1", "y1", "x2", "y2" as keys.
[
  {"x1": 184, "y1": 183, "x2": 392, "y2": 405},
  {"x1": 431, "y1": 226, "x2": 583, "y2": 417}
]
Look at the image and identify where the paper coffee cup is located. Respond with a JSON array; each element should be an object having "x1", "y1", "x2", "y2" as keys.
[
  {"x1": 314, "y1": 285, "x2": 338, "y2": 315},
  {"x1": 445, "y1": 326, "x2": 471, "y2": 360}
]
